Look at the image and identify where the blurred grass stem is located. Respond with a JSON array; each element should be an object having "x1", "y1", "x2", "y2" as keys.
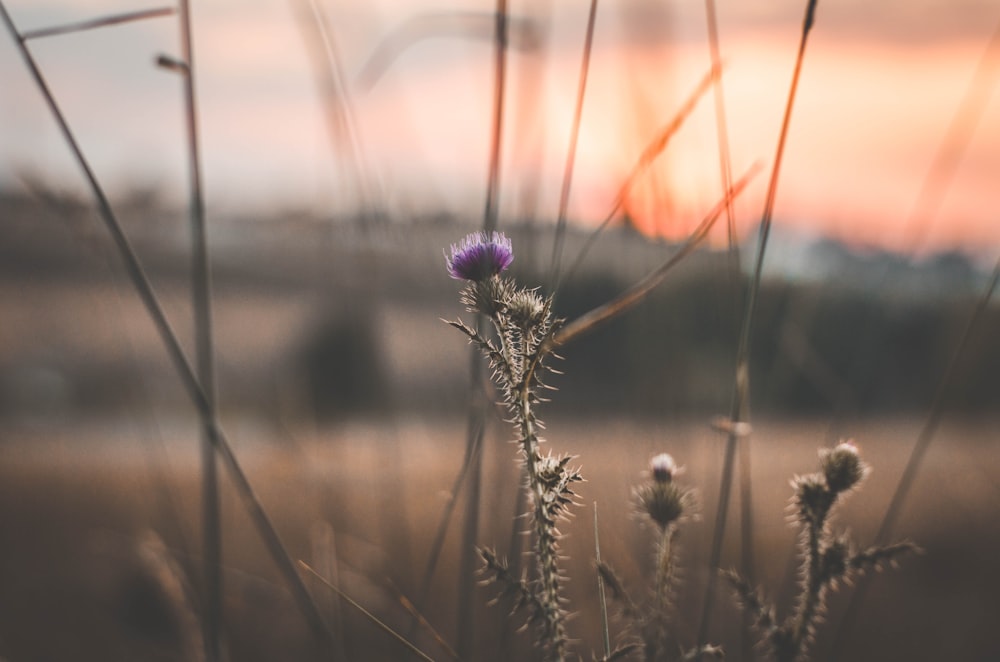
[
  {"x1": 0, "y1": 4, "x2": 335, "y2": 651},
  {"x1": 456, "y1": 3, "x2": 508, "y2": 656},
  {"x1": 20, "y1": 6, "x2": 174, "y2": 40},
  {"x1": 561, "y1": 67, "x2": 717, "y2": 287},
  {"x1": 551, "y1": 164, "x2": 759, "y2": 349},
  {"x1": 547, "y1": 0, "x2": 599, "y2": 293},
  {"x1": 301, "y1": 562, "x2": 436, "y2": 662},
  {"x1": 171, "y1": 0, "x2": 223, "y2": 659},
  {"x1": 696, "y1": 0, "x2": 820, "y2": 655},
  {"x1": 829, "y1": 255, "x2": 1000, "y2": 660},
  {"x1": 701, "y1": 6, "x2": 755, "y2": 658},
  {"x1": 594, "y1": 503, "x2": 612, "y2": 659}
]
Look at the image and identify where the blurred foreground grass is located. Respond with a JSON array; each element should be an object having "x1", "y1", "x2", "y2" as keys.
[{"x1": 1, "y1": 414, "x2": 997, "y2": 661}]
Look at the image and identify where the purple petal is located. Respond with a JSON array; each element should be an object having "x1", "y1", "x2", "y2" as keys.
[{"x1": 445, "y1": 231, "x2": 514, "y2": 281}]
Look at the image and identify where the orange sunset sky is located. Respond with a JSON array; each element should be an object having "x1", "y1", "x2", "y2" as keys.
[{"x1": 1, "y1": 0, "x2": 999, "y2": 258}]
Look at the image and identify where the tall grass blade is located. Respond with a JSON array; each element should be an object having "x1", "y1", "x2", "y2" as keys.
[
  {"x1": 551, "y1": 163, "x2": 760, "y2": 348},
  {"x1": 594, "y1": 502, "x2": 612, "y2": 659},
  {"x1": 20, "y1": 6, "x2": 174, "y2": 40},
  {"x1": 696, "y1": 0, "x2": 821, "y2": 655},
  {"x1": 560, "y1": 66, "x2": 718, "y2": 286},
  {"x1": 412, "y1": 411, "x2": 485, "y2": 621},
  {"x1": 900, "y1": 19, "x2": 1000, "y2": 251},
  {"x1": 828, "y1": 256, "x2": 1000, "y2": 660},
  {"x1": 702, "y1": 0, "x2": 738, "y2": 264},
  {"x1": 456, "y1": 3, "x2": 508, "y2": 656},
  {"x1": 456, "y1": 379, "x2": 487, "y2": 659},
  {"x1": 391, "y1": 581, "x2": 461, "y2": 661},
  {"x1": 700, "y1": 9, "x2": 755, "y2": 660},
  {"x1": 546, "y1": 0, "x2": 599, "y2": 293},
  {"x1": 0, "y1": 6, "x2": 336, "y2": 651},
  {"x1": 354, "y1": 11, "x2": 540, "y2": 91},
  {"x1": 300, "y1": 562, "x2": 438, "y2": 662},
  {"x1": 294, "y1": 0, "x2": 380, "y2": 224},
  {"x1": 827, "y1": 16, "x2": 1000, "y2": 423},
  {"x1": 170, "y1": 1, "x2": 223, "y2": 659}
]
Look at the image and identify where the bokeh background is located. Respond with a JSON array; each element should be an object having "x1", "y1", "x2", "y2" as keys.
[{"x1": 1, "y1": 0, "x2": 999, "y2": 660}]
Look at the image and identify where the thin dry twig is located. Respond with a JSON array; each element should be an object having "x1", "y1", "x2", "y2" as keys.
[{"x1": 21, "y1": 6, "x2": 174, "y2": 40}]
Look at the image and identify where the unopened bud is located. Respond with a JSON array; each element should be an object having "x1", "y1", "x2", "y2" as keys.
[
  {"x1": 650, "y1": 453, "x2": 677, "y2": 483},
  {"x1": 821, "y1": 440, "x2": 867, "y2": 494}
]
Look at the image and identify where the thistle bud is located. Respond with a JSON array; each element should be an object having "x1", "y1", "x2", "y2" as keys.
[
  {"x1": 650, "y1": 453, "x2": 677, "y2": 483},
  {"x1": 792, "y1": 473, "x2": 833, "y2": 525},
  {"x1": 820, "y1": 440, "x2": 867, "y2": 494},
  {"x1": 507, "y1": 289, "x2": 546, "y2": 329},
  {"x1": 639, "y1": 454, "x2": 690, "y2": 529}
]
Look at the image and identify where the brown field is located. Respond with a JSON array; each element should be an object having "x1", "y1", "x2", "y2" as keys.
[
  {"x1": 2, "y1": 203, "x2": 998, "y2": 660},
  {"x1": 1, "y1": 414, "x2": 998, "y2": 661}
]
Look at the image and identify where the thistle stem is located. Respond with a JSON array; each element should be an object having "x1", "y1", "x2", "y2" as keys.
[
  {"x1": 517, "y1": 382, "x2": 567, "y2": 661},
  {"x1": 789, "y1": 522, "x2": 823, "y2": 660},
  {"x1": 654, "y1": 526, "x2": 675, "y2": 616}
]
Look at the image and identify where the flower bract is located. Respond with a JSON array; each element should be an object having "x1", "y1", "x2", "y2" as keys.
[{"x1": 445, "y1": 231, "x2": 514, "y2": 281}]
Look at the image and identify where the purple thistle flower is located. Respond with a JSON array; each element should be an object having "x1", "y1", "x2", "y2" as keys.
[{"x1": 445, "y1": 231, "x2": 514, "y2": 281}]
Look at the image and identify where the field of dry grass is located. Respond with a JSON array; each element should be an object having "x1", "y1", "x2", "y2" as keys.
[{"x1": 2, "y1": 413, "x2": 998, "y2": 661}]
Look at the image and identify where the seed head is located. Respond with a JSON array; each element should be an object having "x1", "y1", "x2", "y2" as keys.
[{"x1": 445, "y1": 231, "x2": 514, "y2": 281}]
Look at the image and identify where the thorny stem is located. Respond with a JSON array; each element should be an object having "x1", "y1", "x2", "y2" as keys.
[
  {"x1": 518, "y1": 378, "x2": 568, "y2": 660},
  {"x1": 654, "y1": 526, "x2": 675, "y2": 618},
  {"x1": 790, "y1": 523, "x2": 822, "y2": 659},
  {"x1": 650, "y1": 525, "x2": 677, "y2": 657}
]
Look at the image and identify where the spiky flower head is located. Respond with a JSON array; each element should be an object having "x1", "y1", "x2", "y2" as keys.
[
  {"x1": 638, "y1": 481, "x2": 688, "y2": 529},
  {"x1": 507, "y1": 288, "x2": 547, "y2": 329},
  {"x1": 638, "y1": 455, "x2": 690, "y2": 529},
  {"x1": 792, "y1": 473, "x2": 834, "y2": 525},
  {"x1": 445, "y1": 231, "x2": 514, "y2": 281},
  {"x1": 650, "y1": 453, "x2": 677, "y2": 484},
  {"x1": 820, "y1": 440, "x2": 868, "y2": 494}
]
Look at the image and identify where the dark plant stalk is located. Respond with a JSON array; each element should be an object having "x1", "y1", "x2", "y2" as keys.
[
  {"x1": 456, "y1": 363, "x2": 487, "y2": 659},
  {"x1": 547, "y1": 0, "x2": 599, "y2": 293},
  {"x1": 0, "y1": 5, "x2": 334, "y2": 651},
  {"x1": 457, "y1": 3, "x2": 509, "y2": 654},
  {"x1": 828, "y1": 255, "x2": 1000, "y2": 660},
  {"x1": 413, "y1": 394, "x2": 484, "y2": 600},
  {"x1": 20, "y1": 6, "x2": 174, "y2": 40},
  {"x1": 173, "y1": 1, "x2": 221, "y2": 659},
  {"x1": 594, "y1": 503, "x2": 612, "y2": 660},
  {"x1": 702, "y1": 8, "x2": 756, "y2": 659},
  {"x1": 697, "y1": 0, "x2": 820, "y2": 655}
]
